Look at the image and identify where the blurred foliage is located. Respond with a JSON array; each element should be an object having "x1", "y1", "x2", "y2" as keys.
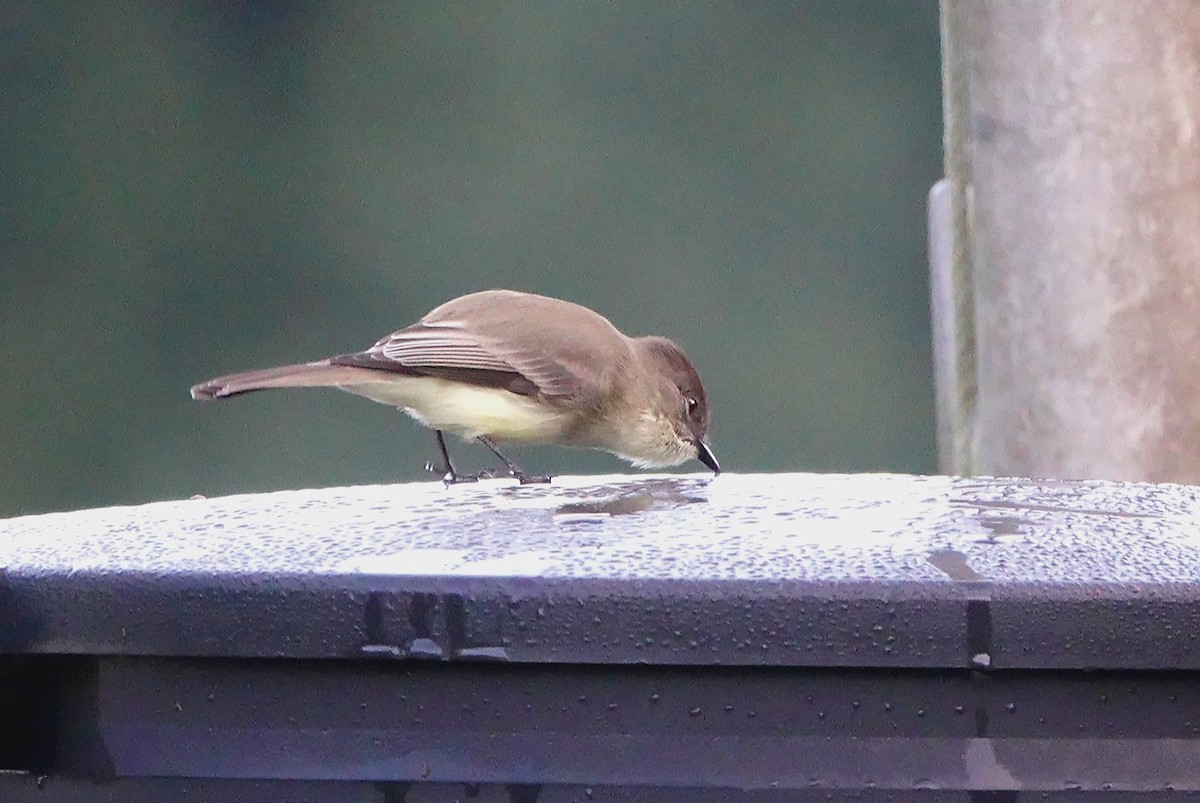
[{"x1": 0, "y1": 1, "x2": 941, "y2": 515}]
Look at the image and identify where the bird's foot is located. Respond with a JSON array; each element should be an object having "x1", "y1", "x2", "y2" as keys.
[
  {"x1": 511, "y1": 469, "x2": 552, "y2": 485},
  {"x1": 425, "y1": 461, "x2": 548, "y2": 485},
  {"x1": 474, "y1": 436, "x2": 551, "y2": 484},
  {"x1": 425, "y1": 461, "x2": 480, "y2": 485},
  {"x1": 477, "y1": 463, "x2": 552, "y2": 482}
]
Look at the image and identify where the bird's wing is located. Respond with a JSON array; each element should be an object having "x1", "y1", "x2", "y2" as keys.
[{"x1": 330, "y1": 321, "x2": 581, "y2": 398}]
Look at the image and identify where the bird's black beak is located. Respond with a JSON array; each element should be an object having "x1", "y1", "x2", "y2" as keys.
[{"x1": 696, "y1": 440, "x2": 721, "y2": 474}]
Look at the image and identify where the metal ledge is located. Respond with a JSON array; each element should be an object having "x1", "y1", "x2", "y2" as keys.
[
  {"x1": 2, "y1": 473, "x2": 1199, "y2": 668},
  {"x1": 3, "y1": 473, "x2": 1200, "y2": 795}
]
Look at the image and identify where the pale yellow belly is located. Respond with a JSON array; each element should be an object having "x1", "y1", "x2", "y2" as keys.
[{"x1": 341, "y1": 376, "x2": 573, "y2": 443}]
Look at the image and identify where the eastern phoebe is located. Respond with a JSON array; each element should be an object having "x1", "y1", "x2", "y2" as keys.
[{"x1": 190, "y1": 290, "x2": 719, "y2": 483}]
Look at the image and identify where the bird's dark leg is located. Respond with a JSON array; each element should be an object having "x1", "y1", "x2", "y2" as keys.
[
  {"x1": 477, "y1": 436, "x2": 551, "y2": 484},
  {"x1": 427, "y1": 430, "x2": 478, "y2": 484}
]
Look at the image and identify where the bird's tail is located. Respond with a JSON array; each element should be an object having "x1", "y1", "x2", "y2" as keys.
[{"x1": 190, "y1": 361, "x2": 373, "y2": 400}]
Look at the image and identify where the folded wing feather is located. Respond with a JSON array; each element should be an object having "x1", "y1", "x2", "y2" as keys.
[{"x1": 329, "y1": 322, "x2": 581, "y2": 399}]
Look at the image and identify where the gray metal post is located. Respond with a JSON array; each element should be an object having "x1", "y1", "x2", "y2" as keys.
[
  {"x1": 937, "y1": 0, "x2": 1200, "y2": 482},
  {"x1": 932, "y1": 0, "x2": 979, "y2": 477}
]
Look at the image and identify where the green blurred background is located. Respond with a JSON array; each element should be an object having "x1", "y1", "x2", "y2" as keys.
[{"x1": 1, "y1": 2, "x2": 942, "y2": 516}]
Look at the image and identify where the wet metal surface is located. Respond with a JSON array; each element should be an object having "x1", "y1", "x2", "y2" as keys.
[
  {"x1": 1, "y1": 473, "x2": 1199, "y2": 667},
  {"x1": 4, "y1": 473, "x2": 1200, "y2": 794}
]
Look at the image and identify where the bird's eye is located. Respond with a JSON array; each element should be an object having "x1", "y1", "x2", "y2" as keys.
[{"x1": 685, "y1": 396, "x2": 699, "y2": 416}]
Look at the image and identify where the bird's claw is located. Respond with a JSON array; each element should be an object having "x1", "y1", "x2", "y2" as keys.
[
  {"x1": 425, "y1": 459, "x2": 550, "y2": 485},
  {"x1": 425, "y1": 461, "x2": 479, "y2": 485}
]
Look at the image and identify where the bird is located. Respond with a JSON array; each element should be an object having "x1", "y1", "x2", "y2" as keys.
[{"x1": 190, "y1": 289, "x2": 719, "y2": 483}]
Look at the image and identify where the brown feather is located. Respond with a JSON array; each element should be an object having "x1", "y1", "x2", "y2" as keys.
[
  {"x1": 327, "y1": 290, "x2": 637, "y2": 400},
  {"x1": 189, "y1": 361, "x2": 376, "y2": 400}
]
